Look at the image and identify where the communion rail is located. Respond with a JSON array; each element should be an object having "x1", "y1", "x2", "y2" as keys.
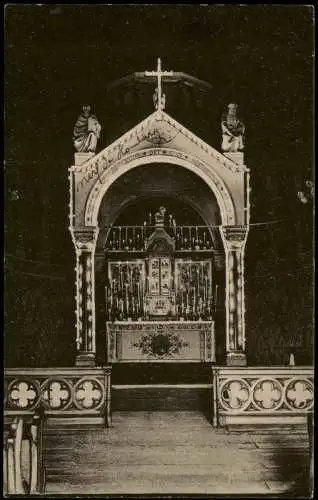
[
  {"x1": 211, "y1": 366, "x2": 314, "y2": 427},
  {"x1": 3, "y1": 409, "x2": 45, "y2": 494},
  {"x1": 4, "y1": 367, "x2": 112, "y2": 427},
  {"x1": 105, "y1": 224, "x2": 217, "y2": 252}
]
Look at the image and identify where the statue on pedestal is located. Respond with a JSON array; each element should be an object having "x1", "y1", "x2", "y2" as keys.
[
  {"x1": 73, "y1": 105, "x2": 101, "y2": 153},
  {"x1": 221, "y1": 103, "x2": 245, "y2": 152}
]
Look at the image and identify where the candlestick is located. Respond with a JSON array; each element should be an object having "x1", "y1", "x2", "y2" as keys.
[
  {"x1": 110, "y1": 281, "x2": 114, "y2": 307},
  {"x1": 173, "y1": 219, "x2": 176, "y2": 236},
  {"x1": 137, "y1": 282, "x2": 141, "y2": 313},
  {"x1": 120, "y1": 265, "x2": 123, "y2": 292}
]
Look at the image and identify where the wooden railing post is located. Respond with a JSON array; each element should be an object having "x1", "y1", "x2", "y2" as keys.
[
  {"x1": 5, "y1": 418, "x2": 25, "y2": 494},
  {"x1": 6, "y1": 436, "x2": 16, "y2": 494},
  {"x1": 29, "y1": 406, "x2": 45, "y2": 494},
  {"x1": 308, "y1": 412, "x2": 314, "y2": 495},
  {"x1": 104, "y1": 366, "x2": 112, "y2": 428},
  {"x1": 13, "y1": 418, "x2": 25, "y2": 494},
  {"x1": 212, "y1": 367, "x2": 219, "y2": 427}
]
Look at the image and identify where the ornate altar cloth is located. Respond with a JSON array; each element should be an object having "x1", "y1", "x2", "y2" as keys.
[{"x1": 106, "y1": 321, "x2": 215, "y2": 363}]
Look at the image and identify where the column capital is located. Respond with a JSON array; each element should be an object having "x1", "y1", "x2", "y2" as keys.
[
  {"x1": 71, "y1": 226, "x2": 99, "y2": 252},
  {"x1": 220, "y1": 225, "x2": 248, "y2": 251}
]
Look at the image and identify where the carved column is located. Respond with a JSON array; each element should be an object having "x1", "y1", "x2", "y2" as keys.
[
  {"x1": 71, "y1": 226, "x2": 99, "y2": 366},
  {"x1": 220, "y1": 226, "x2": 248, "y2": 366}
]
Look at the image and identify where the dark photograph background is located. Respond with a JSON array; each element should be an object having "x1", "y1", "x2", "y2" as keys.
[{"x1": 4, "y1": 5, "x2": 314, "y2": 367}]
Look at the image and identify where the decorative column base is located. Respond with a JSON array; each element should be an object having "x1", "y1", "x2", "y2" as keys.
[
  {"x1": 226, "y1": 352, "x2": 247, "y2": 366},
  {"x1": 75, "y1": 352, "x2": 96, "y2": 367}
]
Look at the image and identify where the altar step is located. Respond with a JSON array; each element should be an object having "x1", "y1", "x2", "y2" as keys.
[
  {"x1": 111, "y1": 384, "x2": 212, "y2": 412},
  {"x1": 43, "y1": 411, "x2": 311, "y2": 496}
]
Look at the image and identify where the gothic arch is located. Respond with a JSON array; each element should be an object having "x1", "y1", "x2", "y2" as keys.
[{"x1": 84, "y1": 148, "x2": 236, "y2": 227}]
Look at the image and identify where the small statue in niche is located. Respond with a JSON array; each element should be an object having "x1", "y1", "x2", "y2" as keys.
[
  {"x1": 154, "y1": 206, "x2": 166, "y2": 227},
  {"x1": 221, "y1": 103, "x2": 245, "y2": 152},
  {"x1": 73, "y1": 105, "x2": 102, "y2": 153}
]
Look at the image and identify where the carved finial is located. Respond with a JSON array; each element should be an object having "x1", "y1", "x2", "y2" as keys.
[
  {"x1": 73, "y1": 105, "x2": 102, "y2": 153},
  {"x1": 221, "y1": 103, "x2": 245, "y2": 153}
]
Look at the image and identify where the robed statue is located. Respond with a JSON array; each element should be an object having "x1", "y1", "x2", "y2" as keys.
[
  {"x1": 221, "y1": 103, "x2": 245, "y2": 152},
  {"x1": 73, "y1": 105, "x2": 101, "y2": 153}
]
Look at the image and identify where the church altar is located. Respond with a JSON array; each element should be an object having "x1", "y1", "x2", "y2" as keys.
[{"x1": 106, "y1": 321, "x2": 215, "y2": 363}]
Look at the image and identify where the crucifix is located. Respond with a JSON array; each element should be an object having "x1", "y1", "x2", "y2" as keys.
[{"x1": 145, "y1": 57, "x2": 173, "y2": 111}]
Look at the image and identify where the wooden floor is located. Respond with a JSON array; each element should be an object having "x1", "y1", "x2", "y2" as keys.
[{"x1": 43, "y1": 411, "x2": 311, "y2": 496}]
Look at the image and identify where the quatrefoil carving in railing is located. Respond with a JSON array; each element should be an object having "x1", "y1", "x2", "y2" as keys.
[
  {"x1": 74, "y1": 379, "x2": 103, "y2": 409},
  {"x1": 220, "y1": 379, "x2": 250, "y2": 410},
  {"x1": 253, "y1": 379, "x2": 283, "y2": 410},
  {"x1": 9, "y1": 380, "x2": 38, "y2": 409},
  {"x1": 42, "y1": 380, "x2": 72, "y2": 409},
  {"x1": 285, "y1": 379, "x2": 313, "y2": 411}
]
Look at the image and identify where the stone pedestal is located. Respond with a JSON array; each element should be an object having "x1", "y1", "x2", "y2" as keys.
[
  {"x1": 75, "y1": 352, "x2": 96, "y2": 367},
  {"x1": 74, "y1": 152, "x2": 94, "y2": 166},
  {"x1": 224, "y1": 152, "x2": 245, "y2": 166},
  {"x1": 226, "y1": 352, "x2": 247, "y2": 366}
]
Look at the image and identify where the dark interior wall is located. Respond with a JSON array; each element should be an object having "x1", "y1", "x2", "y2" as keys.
[{"x1": 4, "y1": 268, "x2": 75, "y2": 367}]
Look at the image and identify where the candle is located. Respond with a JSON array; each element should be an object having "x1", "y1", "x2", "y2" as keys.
[
  {"x1": 149, "y1": 213, "x2": 152, "y2": 226},
  {"x1": 196, "y1": 226, "x2": 198, "y2": 241},
  {"x1": 119, "y1": 227, "x2": 122, "y2": 250},
  {"x1": 137, "y1": 282, "x2": 140, "y2": 312},
  {"x1": 125, "y1": 283, "x2": 129, "y2": 314},
  {"x1": 203, "y1": 231, "x2": 206, "y2": 246}
]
